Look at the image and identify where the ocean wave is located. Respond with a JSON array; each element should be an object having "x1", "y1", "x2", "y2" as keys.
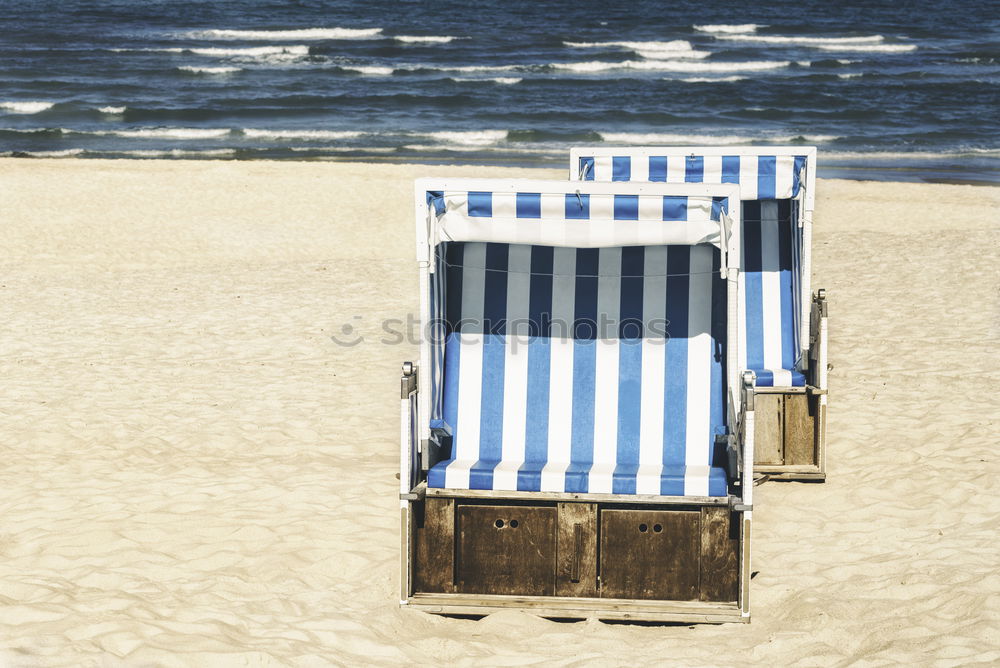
[
  {"x1": 394, "y1": 35, "x2": 459, "y2": 44},
  {"x1": 242, "y1": 129, "x2": 365, "y2": 140},
  {"x1": 341, "y1": 65, "x2": 394, "y2": 75},
  {"x1": 186, "y1": 45, "x2": 310, "y2": 58},
  {"x1": 814, "y1": 43, "x2": 916, "y2": 53},
  {"x1": 599, "y1": 131, "x2": 840, "y2": 145},
  {"x1": 442, "y1": 64, "x2": 523, "y2": 73},
  {"x1": 693, "y1": 24, "x2": 760, "y2": 34},
  {"x1": 674, "y1": 75, "x2": 748, "y2": 82},
  {"x1": 451, "y1": 77, "x2": 522, "y2": 85},
  {"x1": 116, "y1": 148, "x2": 237, "y2": 157},
  {"x1": 177, "y1": 66, "x2": 243, "y2": 74},
  {"x1": 2, "y1": 148, "x2": 84, "y2": 157},
  {"x1": 99, "y1": 128, "x2": 232, "y2": 139},
  {"x1": 564, "y1": 40, "x2": 710, "y2": 59},
  {"x1": 98, "y1": 106, "x2": 127, "y2": 114},
  {"x1": 422, "y1": 130, "x2": 507, "y2": 146},
  {"x1": 837, "y1": 73, "x2": 862, "y2": 79},
  {"x1": 186, "y1": 27, "x2": 382, "y2": 40},
  {"x1": 0, "y1": 101, "x2": 55, "y2": 114},
  {"x1": 713, "y1": 34, "x2": 887, "y2": 46},
  {"x1": 822, "y1": 149, "x2": 1000, "y2": 160},
  {"x1": 552, "y1": 59, "x2": 790, "y2": 73}
]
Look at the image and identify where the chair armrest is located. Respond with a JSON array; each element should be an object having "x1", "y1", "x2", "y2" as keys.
[
  {"x1": 400, "y1": 362, "x2": 419, "y2": 495},
  {"x1": 809, "y1": 290, "x2": 829, "y2": 391}
]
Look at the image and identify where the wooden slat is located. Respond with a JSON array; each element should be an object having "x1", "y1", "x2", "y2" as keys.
[
  {"x1": 456, "y1": 504, "x2": 557, "y2": 596},
  {"x1": 414, "y1": 497, "x2": 456, "y2": 593},
  {"x1": 425, "y1": 487, "x2": 729, "y2": 506},
  {"x1": 783, "y1": 393, "x2": 816, "y2": 465},
  {"x1": 699, "y1": 507, "x2": 739, "y2": 602},
  {"x1": 600, "y1": 509, "x2": 699, "y2": 601},
  {"x1": 407, "y1": 593, "x2": 746, "y2": 624},
  {"x1": 753, "y1": 393, "x2": 784, "y2": 465},
  {"x1": 556, "y1": 503, "x2": 597, "y2": 597}
]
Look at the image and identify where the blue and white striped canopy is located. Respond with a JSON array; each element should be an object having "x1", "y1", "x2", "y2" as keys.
[{"x1": 575, "y1": 153, "x2": 808, "y2": 200}]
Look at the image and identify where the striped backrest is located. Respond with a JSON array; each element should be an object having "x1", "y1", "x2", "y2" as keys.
[
  {"x1": 576, "y1": 153, "x2": 808, "y2": 200},
  {"x1": 570, "y1": 150, "x2": 807, "y2": 385},
  {"x1": 436, "y1": 241, "x2": 728, "y2": 496}
]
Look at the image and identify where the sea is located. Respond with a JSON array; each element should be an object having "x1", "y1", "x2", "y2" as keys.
[{"x1": 2, "y1": 0, "x2": 999, "y2": 183}]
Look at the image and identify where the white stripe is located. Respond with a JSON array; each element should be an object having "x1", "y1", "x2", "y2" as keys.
[
  {"x1": 637, "y1": 194, "x2": 662, "y2": 220},
  {"x1": 589, "y1": 192, "x2": 614, "y2": 220},
  {"x1": 589, "y1": 248, "x2": 622, "y2": 494},
  {"x1": 631, "y1": 155, "x2": 649, "y2": 181},
  {"x1": 635, "y1": 464, "x2": 665, "y2": 495},
  {"x1": 666, "y1": 156, "x2": 686, "y2": 183},
  {"x1": 759, "y1": 201, "x2": 783, "y2": 371},
  {"x1": 703, "y1": 155, "x2": 723, "y2": 184},
  {"x1": 638, "y1": 247, "x2": 667, "y2": 485},
  {"x1": 494, "y1": 245, "x2": 532, "y2": 490},
  {"x1": 540, "y1": 247, "x2": 576, "y2": 491},
  {"x1": 770, "y1": 368, "x2": 793, "y2": 386},
  {"x1": 775, "y1": 156, "x2": 795, "y2": 199},
  {"x1": 684, "y1": 465, "x2": 711, "y2": 497},
  {"x1": 493, "y1": 192, "x2": 516, "y2": 218},
  {"x1": 684, "y1": 246, "x2": 713, "y2": 495},
  {"x1": 540, "y1": 192, "x2": 564, "y2": 220},
  {"x1": 594, "y1": 156, "x2": 614, "y2": 181},
  {"x1": 737, "y1": 229, "x2": 748, "y2": 375},
  {"x1": 739, "y1": 156, "x2": 759, "y2": 200}
]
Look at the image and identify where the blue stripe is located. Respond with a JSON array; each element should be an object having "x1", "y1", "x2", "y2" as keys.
[
  {"x1": 613, "y1": 338, "x2": 642, "y2": 494},
  {"x1": 777, "y1": 200, "x2": 796, "y2": 370},
  {"x1": 611, "y1": 156, "x2": 631, "y2": 181},
  {"x1": 685, "y1": 156, "x2": 704, "y2": 183},
  {"x1": 518, "y1": 246, "x2": 554, "y2": 491},
  {"x1": 709, "y1": 250, "x2": 725, "y2": 467},
  {"x1": 662, "y1": 246, "x2": 689, "y2": 469},
  {"x1": 516, "y1": 192, "x2": 541, "y2": 218},
  {"x1": 467, "y1": 191, "x2": 492, "y2": 217},
  {"x1": 567, "y1": 248, "x2": 599, "y2": 493},
  {"x1": 614, "y1": 246, "x2": 644, "y2": 494},
  {"x1": 565, "y1": 192, "x2": 590, "y2": 219},
  {"x1": 648, "y1": 156, "x2": 667, "y2": 182},
  {"x1": 663, "y1": 195, "x2": 687, "y2": 221},
  {"x1": 471, "y1": 334, "x2": 505, "y2": 489},
  {"x1": 428, "y1": 332, "x2": 462, "y2": 488},
  {"x1": 614, "y1": 194, "x2": 639, "y2": 220},
  {"x1": 579, "y1": 156, "x2": 595, "y2": 181},
  {"x1": 791, "y1": 155, "x2": 807, "y2": 197},
  {"x1": 711, "y1": 196, "x2": 727, "y2": 222},
  {"x1": 721, "y1": 156, "x2": 740, "y2": 184},
  {"x1": 742, "y1": 201, "x2": 765, "y2": 369},
  {"x1": 426, "y1": 190, "x2": 445, "y2": 215},
  {"x1": 757, "y1": 156, "x2": 777, "y2": 199}
]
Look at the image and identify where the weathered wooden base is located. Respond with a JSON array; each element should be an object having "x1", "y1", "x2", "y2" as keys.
[
  {"x1": 752, "y1": 389, "x2": 826, "y2": 481},
  {"x1": 407, "y1": 496, "x2": 748, "y2": 623}
]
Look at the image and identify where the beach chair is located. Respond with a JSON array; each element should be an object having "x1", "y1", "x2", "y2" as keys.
[
  {"x1": 569, "y1": 147, "x2": 828, "y2": 481},
  {"x1": 400, "y1": 178, "x2": 756, "y2": 623}
]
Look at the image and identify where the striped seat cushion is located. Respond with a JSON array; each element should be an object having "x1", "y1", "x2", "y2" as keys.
[{"x1": 427, "y1": 241, "x2": 730, "y2": 497}]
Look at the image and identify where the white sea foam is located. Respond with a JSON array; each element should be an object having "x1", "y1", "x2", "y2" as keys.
[
  {"x1": 837, "y1": 59, "x2": 859, "y2": 64},
  {"x1": 98, "y1": 106, "x2": 127, "y2": 114},
  {"x1": 675, "y1": 75, "x2": 748, "y2": 82},
  {"x1": 714, "y1": 34, "x2": 887, "y2": 46},
  {"x1": 814, "y1": 43, "x2": 916, "y2": 53},
  {"x1": 342, "y1": 65, "x2": 394, "y2": 75},
  {"x1": 553, "y1": 59, "x2": 790, "y2": 73},
  {"x1": 108, "y1": 128, "x2": 232, "y2": 140},
  {"x1": 242, "y1": 129, "x2": 365, "y2": 140},
  {"x1": 187, "y1": 28, "x2": 382, "y2": 40},
  {"x1": 394, "y1": 35, "x2": 458, "y2": 44},
  {"x1": 178, "y1": 66, "x2": 242, "y2": 74},
  {"x1": 452, "y1": 77, "x2": 522, "y2": 85},
  {"x1": 2, "y1": 148, "x2": 84, "y2": 157},
  {"x1": 599, "y1": 131, "x2": 840, "y2": 145},
  {"x1": 564, "y1": 40, "x2": 710, "y2": 59},
  {"x1": 441, "y1": 64, "x2": 523, "y2": 73},
  {"x1": 838, "y1": 73, "x2": 862, "y2": 79},
  {"x1": 423, "y1": 130, "x2": 507, "y2": 146},
  {"x1": 115, "y1": 148, "x2": 238, "y2": 157},
  {"x1": 0, "y1": 101, "x2": 55, "y2": 114},
  {"x1": 693, "y1": 24, "x2": 760, "y2": 34},
  {"x1": 187, "y1": 46, "x2": 310, "y2": 58}
]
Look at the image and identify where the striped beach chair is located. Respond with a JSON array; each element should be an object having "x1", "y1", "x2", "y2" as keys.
[
  {"x1": 569, "y1": 147, "x2": 829, "y2": 481},
  {"x1": 400, "y1": 178, "x2": 756, "y2": 623}
]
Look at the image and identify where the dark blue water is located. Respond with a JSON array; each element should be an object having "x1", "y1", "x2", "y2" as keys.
[{"x1": 2, "y1": 0, "x2": 999, "y2": 183}]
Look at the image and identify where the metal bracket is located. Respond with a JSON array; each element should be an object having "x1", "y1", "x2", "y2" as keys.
[
  {"x1": 401, "y1": 361, "x2": 417, "y2": 399},
  {"x1": 732, "y1": 503, "x2": 753, "y2": 512}
]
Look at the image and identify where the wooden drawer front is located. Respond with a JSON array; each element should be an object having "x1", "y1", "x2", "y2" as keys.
[
  {"x1": 599, "y1": 509, "x2": 700, "y2": 601},
  {"x1": 753, "y1": 393, "x2": 784, "y2": 465},
  {"x1": 456, "y1": 505, "x2": 557, "y2": 596}
]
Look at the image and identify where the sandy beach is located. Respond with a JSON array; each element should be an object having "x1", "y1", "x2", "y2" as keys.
[{"x1": 1, "y1": 158, "x2": 998, "y2": 666}]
